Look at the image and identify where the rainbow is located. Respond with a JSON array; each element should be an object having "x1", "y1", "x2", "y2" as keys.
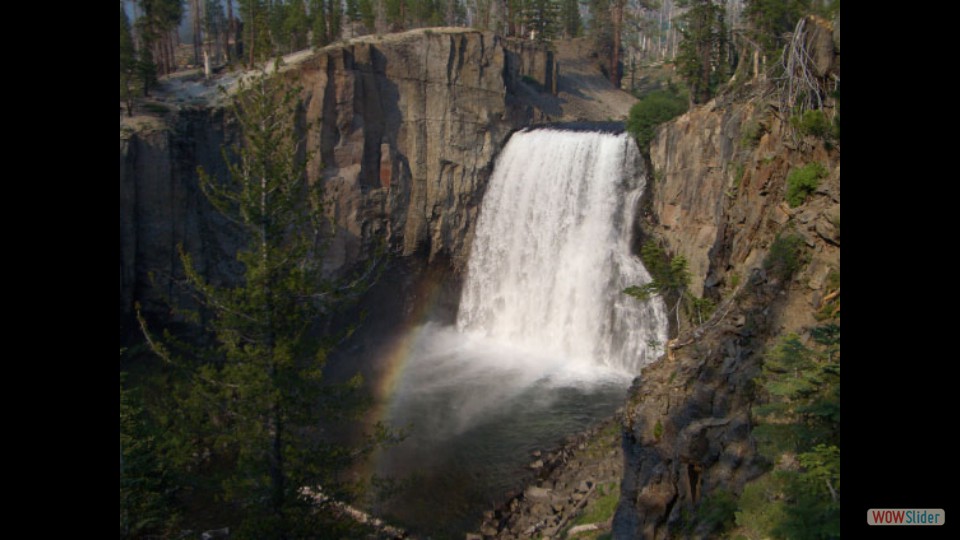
[{"x1": 363, "y1": 267, "x2": 454, "y2": 449}]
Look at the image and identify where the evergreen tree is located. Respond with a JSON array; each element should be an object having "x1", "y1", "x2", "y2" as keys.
[
  {"x1": 743, "y1": 0, "x2": 811, "y2": 56},
  {"x1": 346, "y1": 0, "x2": 362, "y2": 22},
  {"x1": 120, "y1": 374, "x2": 177, "y2": 538},
  {"x1": 522, "y1": 0, "x2": 560, "y2": 42},
  {"x1": 285, "y1": 0, "x2": 311, "y2": 51},
  {"x1": 268, "y1": 1, "x2": 287, "y2": 52},
  {"x1": 737, "y1": 323, "x2": 840, "y2": 539},
  {"x1": 192, "y1": 0, "x2": 204, "y2": 65},
  {"x1": 358, "y1": 0, "x2": 377, "y2": 31},
  {"x1": 148, "y1": 68, "x2": 389, "y2": 537},
  {"x1": 504, "y1": 0, "x2": 525, "y2": 36},
  {"x1": 239, "y1": 0, "x2": 272, "y2": 64},
  {"x1": 610, "y1": 0, "x2": 625, "y2": 86},
  {"x1": 675, "y1": 0, "x2": 729, "y2": 103},
  {"x1": 445, "y1": 0, "x2": 467, "y2": 25},
  {"x1": 205, "y1": 0, "x2": 228, "y2": 64},
  {"x1": 327, "y1": 0, "x2": 344, "y2": 42},
  {"x1": 384, "y1": 0, "x2": 408, "y2": 30},
  {"x1": 559, "y1": 0, "x2": 581, "y2": 37},
  {"x1": 120, "y1": 3, "x2": 137, "y2": 115},
  {"x1": 586, "y1": 0, "x2": 623, "y2": 85},
  {"x1": 311, "y1": 0, "x2": 328, "y2": 46},
  {"x1": 136, "y1": 0, "x2": 184, "y2": 76}
]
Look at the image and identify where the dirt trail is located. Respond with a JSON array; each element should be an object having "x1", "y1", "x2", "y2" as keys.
[{"x1": 553, "y1": 39, "x2": 637, "y2": 122}]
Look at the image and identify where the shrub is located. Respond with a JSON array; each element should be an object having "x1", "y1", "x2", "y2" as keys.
[
  {"x1": 790, "y1": 109, "x2": 831, "y2": 138},
  {"x1": 143, "y1": 102, "x2": 170, "y2": 115},
  {"x1": 785, "y1": 162, "x2": 827, "y2": 207},
  {"x1": 764, "y1": 233, "x2": 806, "y2": 282},
  {"x1": 732, "y1": 162, "x2": 745, "y2": 187},
  {"x1": 627, "y1": 90, "x2": 689, "y2": 150},
  {"x1": 521, "y1": 74, "x2": 542, "y2": 90},
  {"x1": 740, "y1": 120, "x2": 763, "y2": 148},
  {"x1": 572, "y1": 482, "x2": 621, "y2": 526},
  {"x1": 696, "y1": 490, "x2": 738, "y2": 534}
]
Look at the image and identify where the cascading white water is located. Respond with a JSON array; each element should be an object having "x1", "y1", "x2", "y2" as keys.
[
  {"x1": 457, "y1": 129, "x2": 668, "y2": 373},
  {"x1": 375, "y1": 128, "x2": 670, "y2": 535}
]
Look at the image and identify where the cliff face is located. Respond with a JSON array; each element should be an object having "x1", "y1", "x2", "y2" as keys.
[
  {"x1": 648, "y1": 100, "x2": 840, "y2": 302},
  {"x1": 614, "y1": 25, "x2": 840, "y2": 536},
  {"x1": 119, "y1": 112, "x2": 243, "y2": 319},
  {"x1": 119, "y1": 29, "x2": 557, "y2": 324}
]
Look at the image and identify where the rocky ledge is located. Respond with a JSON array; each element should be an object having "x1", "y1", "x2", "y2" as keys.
[{"x1": 470, "y1": 416, "x2": 625, "y2": 539}]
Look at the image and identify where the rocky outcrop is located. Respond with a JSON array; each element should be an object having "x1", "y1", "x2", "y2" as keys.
[
  {"x1": 648, "y1": 98, "x2": 840, "y2": 302},
  {"x1": 119, "y1": 112, "x2": 243, "y2": 320},
  {"x1": 474, "y1": 417, "x2": 625, "y2": 539},
  {"x1": 615, "y1": 55, "x2": 840, "y2": 538},
  {"x1": 120, "y1": 29, "x2": 558, "y2": 325},
  {"x1": 504, "y1": 38, "x2": 559, "y2": 94}
]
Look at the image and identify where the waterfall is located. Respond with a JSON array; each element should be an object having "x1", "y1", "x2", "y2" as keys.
[{"x1": 457, "y1": 129, "x2": 668, "y2": 373}]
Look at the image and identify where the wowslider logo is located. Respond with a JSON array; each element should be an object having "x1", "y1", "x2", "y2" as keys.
[{"x1": 867, "y1": 509, "x2": 945, "y2": 525}]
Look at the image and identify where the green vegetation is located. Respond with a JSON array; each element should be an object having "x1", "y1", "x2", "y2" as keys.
[
  {"x1": 120, "y1": 373, "x2": 178, "y2": 538},
  {"x1": 130, "y1": 69, "x2": 391, "y2": 537},
  {"x1": 675, "y1": 0, "x2": 731, "y2": 103},
  {"x1": 736, "y1": 321, "x2": 840, "y2": 539},
  {"x1": 573, "y1": 482, "x2": 621, "y2": 526},
  {"x1": 626, "y1": 89, "x2": 689, "y2": 150},
  {"x1": 523, "y1": 0, "x2": 561, "y2": 42},
  {"x1": 814, "y1": 269, "x2": 840, "y2": 321},
  {"x1": 625, "y1": 240, "x2": 715, "y2": 329},
  {"x1": 733, "y1": 268, "x2": 840, "y2": 539},
  {"x1": 739, "y1": 120, "x2": 764, "y2": 148},
  {"x1": 681, "y1": 489, "x2": 738, "y2": 535},
  {"x1": 119, "y1": 4, "x2": 137, "y2": 116},
  {"x1": 653, "y1": 419, "x2": 664, "y2": 441},
  {"x1": 585, "y1": 0, "x2": 628, "y2": 86},
  {"x1": 559, "y1": 0, "x2": 582, "y2": 38},
  {"x1": 785, "y1": 162, "x2": 827, "y2": 207},
  {"x1": 790, "y1": 109, "x2": 830, "y2": 138},
  {"x1": 141, "y1": 102, "x2": 171, "y2": 115},
  {"x1": 763, "y1": 233, "x2": 806, "y2": 282}
]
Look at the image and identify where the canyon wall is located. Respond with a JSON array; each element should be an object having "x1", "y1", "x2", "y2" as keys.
[
  {"x1": 119, "y1": 29, "x2": 559, "y2": 324},
  {"x1": 613, "y1": 18, "x2": 840, "y2": 537}
]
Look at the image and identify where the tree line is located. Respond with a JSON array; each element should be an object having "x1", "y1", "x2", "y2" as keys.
[
  {"x1": 121, "y1": 66, "x2": 400, "y2": 538},
  {"x1": 122, "y1": 1, "x2": 840, "y2": 114},
  {"x1": 120, "y1": 0, "x2": 586, "y2": 112}
]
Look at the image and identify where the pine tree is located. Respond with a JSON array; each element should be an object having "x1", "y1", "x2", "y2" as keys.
[
  {"x1": 586, "y1": 0, "x2": 619, "y2": 83},
  {"x1": 285, "y1": 0, "x2": 311, "y2": 51},
  {"x1": 205, "y1": 0, "x2": 228, "y2": 64},
  {"x1": 384, "y1": 0, "x2": 407, "y2": 30},
  {"x1": 136, "y1": 0, "x2": 184, "y2": 76},
  {"x1": 120, "y1": 374, "x2": 177, "y2": 538},
  {"x1": 358, "y1": 0, "x2": 376, "y2": 31},
  {"x1": 739, "y1": 323, "x2": 840, "y2": 539},
  {"x1": 239, "y1": 0, "x2": 272, "y2": 64},
  {"x1": 675, "y1": 0, "x2": 730, "y2": 103},
  {"x1": 120, "y1": 3, "x2": 137, "y2": 115},
  {"x1": 192, "y1": 0, "x2": 203, "y2": 65},
  {"x1": 311, "y1": 0, "x2": 328, "y2": 46},
  {"x1": 328, "y1": 0, "x2": 344, "y2": 41},
  {"x1": 150, "y1": 68, "x2": 389, "y2": 537},
  {"x1": 522, "y1": 0, "x2": 560, "y2": 42},
  {"x1": 559, "y1": 0, "x2": 580, "y2": 37}
]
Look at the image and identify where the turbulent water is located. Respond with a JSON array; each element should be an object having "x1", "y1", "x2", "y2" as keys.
[
  {"x1": 458, "y1": 129, "x2": 668, "y2": 371},
  {"x1": 375, "y1": 129, "x2": 668, "y2": 538}
]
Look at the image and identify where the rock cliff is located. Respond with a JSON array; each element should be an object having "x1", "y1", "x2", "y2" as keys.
[
  {"x1": 613, "y1": 14, "x2": 840, "y2": 539},
  {"x1": 614, "y1": 18, "x2": 840, "y2": 537},
  {"x1": 120, "y1": 29, "x2": 563, "y2": 325}
]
